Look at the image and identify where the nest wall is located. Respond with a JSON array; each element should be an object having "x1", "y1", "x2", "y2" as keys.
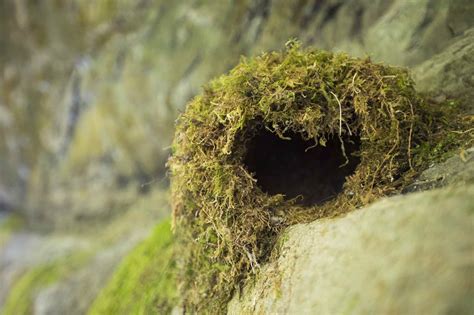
[{"x1": 168, "y1": 42, "x2": 450, "y2": 313}]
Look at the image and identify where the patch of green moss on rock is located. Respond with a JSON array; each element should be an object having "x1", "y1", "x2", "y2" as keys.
[
  {"x1": 0, "y1": 214, "x2": 23, "y2": 249},
  {"x1": 88, "y1": 219, "x2": 177, "y2": 315},
  {"x1": 1, "y1": 253, "x2": 89, "y2": 315}
]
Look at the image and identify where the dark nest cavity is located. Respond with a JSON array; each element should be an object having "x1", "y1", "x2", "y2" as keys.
[{"x1": 243, "y1": 128, "x2": 361, "y2": 206}]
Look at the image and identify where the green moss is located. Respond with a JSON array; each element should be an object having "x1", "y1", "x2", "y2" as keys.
[
  {"x1": 1, "y1": 195, "x2": 173, "y2": 315},
  {"x1": 1, "y1": 253, "x2": 89, "y2": 315},
  {"x1": 0, "y1": 214, "x2": 23, "y2": 249},
  {"x1": 88, "y1": 219, "x2": 177, "y2": 315},
  {"x1": 169, "y1": 41, "x2": 469, "y2": 313},
  {"x1": 411, "y1": 97, "x2": 472, "y2": 166},
  {"x1": 0, "y1": 214, "x2": 23, "y2": 230}
]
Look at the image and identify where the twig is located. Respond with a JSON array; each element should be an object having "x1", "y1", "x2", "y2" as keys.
[
  {"x1": 331, "y1": 91, "x2": 349, "y2": 167},
  {"x1": 330, "y1": 91, "x2": 343, "y2": 136},
  {"x1": 408, "y1": 100, "x2": 414, "y2": 170}
]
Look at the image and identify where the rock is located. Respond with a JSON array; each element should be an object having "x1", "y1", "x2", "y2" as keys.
[
  {"x1": 33, "y1": 232, "x2": 146, "y2": 315},
  {"x1": 413, "y1": 28, "x2": 474, "y2": 110},
  {"x1": 405, "y1": 147, "x2": 474, "y2": 192},
  {"x1": 0, "y1": 232, "x2": 90, "y2": 308},
  {"x1": 256, "y1": 0, "x2": 474, "y2": 66},
  {"x1": 0, "y1": 189, "x2": 168, "y2": 314},
  {"x1": 228, "y1": 184, "x2": 474, "y2": 314}
]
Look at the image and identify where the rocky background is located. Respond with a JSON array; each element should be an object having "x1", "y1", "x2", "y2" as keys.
[{"x1": 0, "y1": 0, "x2": 473, "y2": 314}]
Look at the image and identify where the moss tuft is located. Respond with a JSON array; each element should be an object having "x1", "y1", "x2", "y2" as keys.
[
  {"x1": 168, "y1": 41, "x2": 470, "y2": 313},
  {"x1": 88, "y1": 219, "x2": 177, "y2": 315}
]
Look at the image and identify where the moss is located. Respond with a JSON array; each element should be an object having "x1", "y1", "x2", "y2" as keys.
[
  {"x1": 88, "y1": 219, "x2": 177, "y2": 315},
  {"x1": 168, "y1": 40, "x2": 470, "y2": 313},
  {"x1": 0, "y1": 214, "x2": 23, "y2": 249},
  {"x1": 1, "y1": 193, "x2": 171, "y2": 315},
  {"x1": 411, "y1": 98, "x2": 473, "y2": 165},
  {"x1": 1, "y1": 253, "x2": 89, "y2": 315}
]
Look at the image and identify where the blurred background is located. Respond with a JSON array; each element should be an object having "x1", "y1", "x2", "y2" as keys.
[{"x1": 0, "y1": 0, "x2": 473, "y2": 314}]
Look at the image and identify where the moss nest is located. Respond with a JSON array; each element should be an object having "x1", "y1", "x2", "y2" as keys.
[{"x1": 168, "y1": 41, "x2": 463, "y2": 313}]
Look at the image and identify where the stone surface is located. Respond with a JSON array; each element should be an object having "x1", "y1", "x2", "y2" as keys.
[
  {"x1": 228, "y1": 184, "x2": 474, "y2": 314},
  {"x1": 413, "y1": 28, "x2": 474, "y2": 110},
  {"x1": 406, "y1": 147, "x2": 474, "y2": 192},
  {"x1": 0, "y1": 189, "x2": 169, "y2": 314}
]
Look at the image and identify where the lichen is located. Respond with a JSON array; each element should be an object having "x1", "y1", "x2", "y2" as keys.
[
  {"x1": 168, "y1": 41, "x2": 470, "y2": 313},
  {"x1": 88, "y1": 219, "x2": 177, "y2": 315}
]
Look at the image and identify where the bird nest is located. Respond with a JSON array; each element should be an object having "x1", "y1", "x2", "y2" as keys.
[{"x1": 168, "y1": 41, "x2": 463, "y2": 313}]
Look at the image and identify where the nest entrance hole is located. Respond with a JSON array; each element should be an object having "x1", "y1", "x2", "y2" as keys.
[{"x1": 243, "y1": 128, "x2": 361, "y2": 206}]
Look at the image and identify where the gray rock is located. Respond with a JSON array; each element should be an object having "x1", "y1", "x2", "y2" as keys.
[
  {"x1": 413, "y1": 28, "x2": 474, "y2": 109},
  {"x1": 405, "y1": 147, "x2": 474, "y2": 192},
  {"x1": 228, "y1": 184, "x2": 474, "y2": 314}
]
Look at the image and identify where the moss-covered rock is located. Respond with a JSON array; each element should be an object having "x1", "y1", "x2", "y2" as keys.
[
  {"x1": 88, "y1": 219, "x2": 177, "y2": 314},
  {"x1": 0, "y1": 214, "x2": 22, "y2": 250},
  {"x1": 0, "y1": 189, "x2": 170, "y2": 314},
  {"x1": 1, "y1": 253, "x2": 90, "y2": 315}
]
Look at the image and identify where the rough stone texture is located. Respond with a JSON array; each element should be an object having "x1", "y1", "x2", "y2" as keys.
[
  {"x1": 257, "y1": 0, "x2": 474, "y2": 66},
  {"x1": 413, "y1": 28, "x2": 474, "y2": 110},
  {"x1": 405, "y1": 147, "x2": 474, "y2": 193},
  {"x1": 228, "y1": 184, "x2": 474, "y2": 314}
]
